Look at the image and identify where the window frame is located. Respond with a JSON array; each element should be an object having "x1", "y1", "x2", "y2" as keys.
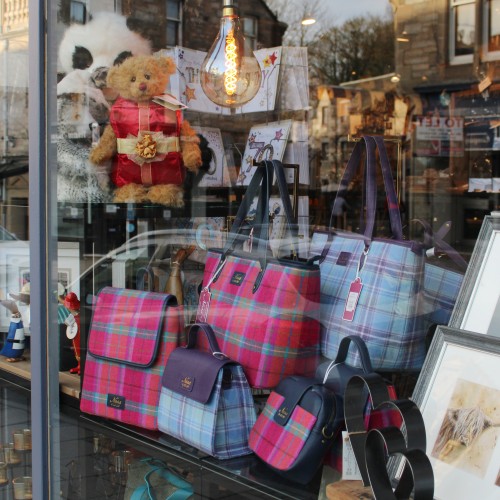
[
  {"x1": 483, "y1": 0, "x2": 500, "y2": 61},
  {"x1": 449, "y1": 0, "x2": 476, "y2": 65},
  {"x1": 242, "y1": 16, "x2": 258, "y2": 52},
  {"x1": 166, "y1": 0, "x2": 182, "y2": 48}
]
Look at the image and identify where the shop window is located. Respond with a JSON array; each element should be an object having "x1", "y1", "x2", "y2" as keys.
[
  {"x1": 243, "y1": 16, "x2": 258, "y2": 52},
  {"x1": 485, "y1": 0, "x2": 500, "y2": 58},
  {"x1": 166, "y1": 0, "x2": 181, "y2": 47},
  {"x1": 449, "y1": 0, "x2": 475, "y2": 64}
]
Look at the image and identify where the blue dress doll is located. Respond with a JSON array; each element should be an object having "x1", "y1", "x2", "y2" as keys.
[
  {"x1": 0, "y1": 282, "x2": 29, "y2": 362},
  {"x1": 0, "y1": 305, "x2": 25, "y2": 362}
]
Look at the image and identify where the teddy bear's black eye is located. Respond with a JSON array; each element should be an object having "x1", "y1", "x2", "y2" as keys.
[
  {"x1": 131, "y1": 76, "x2": 136, "y2": 82},
  {"x1": 145, "y1": 74, "x2": 151, "y2": 80}
]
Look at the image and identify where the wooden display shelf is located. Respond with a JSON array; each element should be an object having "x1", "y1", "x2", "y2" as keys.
[{"x1": 0, "y1": 351, "x2": 80, "y2": 399}]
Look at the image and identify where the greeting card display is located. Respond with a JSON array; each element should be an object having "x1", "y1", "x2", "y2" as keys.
[
  {"x1": 276, "y1": 47, "x2": 309, "y2": 111},
  {"x1": 193, "y1": 127, "x2": 225, "y2": 187},
  {"x1": 157, "y1": 46, "x2": 308, "y2": 115},
  {"x1": 158, "y1": 47, "x2": 228, "y2": 115},
  {"x1": 282, "y1": 121, "x2": 310, "y2": 185},
  {"x1": 236, "y1": 120, "x2": 292, "y2": 186},
  {"x1": 239, "y1": 47, "x2": 282, "y2": 114}
]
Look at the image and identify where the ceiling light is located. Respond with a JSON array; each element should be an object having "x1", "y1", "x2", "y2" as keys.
[
  {"x1": 397, "y1": 31, "x2": 410, "y2": 42},
  {"x1": 301, "y1": 14, "x2": 316, "y2": 26}
]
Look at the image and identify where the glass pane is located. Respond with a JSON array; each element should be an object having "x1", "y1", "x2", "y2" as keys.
[
  {"x1": 70, "y1": 1, "x2": 86, "y2": 24},
  {"x1": 244, "y1": 17, "x2": 256, "y2": 36},
  {"x1": 166, "y1": 20, "x2": 178, "y2": 47},
  {"x1": 488, "y1": 0, "x2": 500, "y2": 51},
  {"x1": 18, "y1": 0, "x2": 500, "y2": 496},
  {"x1": 167, "y1": 0, "x2": 180, "y2": 19},
  {"x1": 0, "y1": 5, "x2": 31, "y2": 500},
  {"x1": 455, "y1": 3, "x2": 475, "y2": 55}
]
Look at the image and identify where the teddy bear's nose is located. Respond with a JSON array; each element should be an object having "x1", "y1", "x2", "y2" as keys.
[{"x1": 139, "y1": 82, "x2": 147, "y2": 92}]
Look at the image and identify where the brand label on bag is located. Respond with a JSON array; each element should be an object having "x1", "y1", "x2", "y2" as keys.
[
  {"x1": 180, "y1": 376, "x2": 194, "y2": 392},
  {"x1": 275, "y1": 406, "x2": 290, "y2": 425},
  {"x1": 107, "y1": 394, "x2": 125, "y2": 410},
  {"x1": 230, "y1": 272, "x2": 246, "y2": 285},
  {"x1": 197, "y1": 288, "x2": 211, "y2": 322},
  {"x1": 343, "y1": 278, "x2": 363, "y2": 322},
  {"x1": 337, "y1": 252, "x2": 351, "y2": 266}
]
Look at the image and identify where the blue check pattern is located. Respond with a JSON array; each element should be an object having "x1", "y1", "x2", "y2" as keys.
[
  {"x1": 312, "y1": 231, "x2": 427, "y2": 371},
  {"x1": 158, "y1": 364, "x2": 256, "y2": 459},
  {"x1": 422, "y1": 262, "x2": 464, "y2": 328}
]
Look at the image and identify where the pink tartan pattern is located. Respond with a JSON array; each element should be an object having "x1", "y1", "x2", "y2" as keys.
[
  {"x1": 80, "y1": 287, "x2": 182, "y2": 430},
  {"x1": 199, "y1": 251, "x2": 321, "y2": 389},
  {"x1": 249, "y1": 391, "x2": 317, "y2": 470}
]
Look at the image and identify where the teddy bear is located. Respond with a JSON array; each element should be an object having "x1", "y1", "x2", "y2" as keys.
[{"x1": 89, "y1": 54, "x2": 202, "y2": 207}]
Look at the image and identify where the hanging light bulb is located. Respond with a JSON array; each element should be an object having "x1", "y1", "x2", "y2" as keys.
[{"x1": 201, "y1": 0, "x2": 262, "y2": 108}]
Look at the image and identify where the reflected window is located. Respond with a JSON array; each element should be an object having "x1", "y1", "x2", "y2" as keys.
[
  {"x1": 166, "y1": 0, "x2": 181, "y2": 47},
  {"x1": 487, "y1": 0, "x2": 500, "y2": 54},
  {"x1": 70, "y1": 1, "x2": 86, "y2": 24},
  {"x1": 450, "y1": 0, "x2": 475, "y2": 63},
  {"x1": 243, "y1": 17, "x2": 258, "y2": 52}
]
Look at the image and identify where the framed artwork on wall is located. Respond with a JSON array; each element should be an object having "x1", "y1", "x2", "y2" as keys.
[{"x1": 401, "y1": 326, "x2": 500, "y2": 500}]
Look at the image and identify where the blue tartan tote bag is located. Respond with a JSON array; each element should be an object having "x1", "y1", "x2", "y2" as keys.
[
  {"x1": 158, "y1": 322, "x2": 256, "y2": 459},
  {"x1": 412, "y1": 219, "x2": 467, "y2": 334},
  {"x1": 310, "y1": 136, "x2": 427, "y2": 372}
]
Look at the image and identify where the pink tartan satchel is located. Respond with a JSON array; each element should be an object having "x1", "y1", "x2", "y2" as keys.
[
  {"x1": 197, "y1": 160, "x2": 321, "y2": 389},
  {"x1": 80, "y1": 287, "x2": 182, "y2": 430}
]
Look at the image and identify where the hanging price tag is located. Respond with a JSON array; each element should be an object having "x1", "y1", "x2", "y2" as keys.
[
  {"x1": 343, "y1": 277, "x2": 363, "y2": 321},
  {"x1": 342, "y1": 431, "x2": 363, "y2": 480},
  {"x1": 196, "y1": 288, "x2": 211, "y2": 322}
]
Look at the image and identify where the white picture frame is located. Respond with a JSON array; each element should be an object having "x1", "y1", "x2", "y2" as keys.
[
  {"x1": 404, "y1": 326, "x2": 500, "y2": 500},
  {"x1": 449, "y1": 214, "x2": 500, "y2": 335}
]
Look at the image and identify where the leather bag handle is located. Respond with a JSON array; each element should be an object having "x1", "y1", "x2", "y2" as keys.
[
  {"x1": 333, "y1": 335, "x2": 374, "y2": 374},
  {"x1": 185, "y1": 322, "x2": 223, "y2": 356},
  {"x1": 412, "y1": 219, "x2": 468, "y2": 270},
  {"x1": 330, "y1": 135, "x2": 403, "y2": 243},
  {"x1": 255, "y1": 159, "x2": 298, "y2": 256}
]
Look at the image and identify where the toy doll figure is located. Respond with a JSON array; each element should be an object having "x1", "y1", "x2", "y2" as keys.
[
  {"x1": 0, "y1": 300, "x2": 26, "y2": 362},
  {"x1": 63, "y1": 292, "x2": 81, "y2": 375},
  {"x1": 9, "y1": 282, "x2": 30, "y2": 328}
]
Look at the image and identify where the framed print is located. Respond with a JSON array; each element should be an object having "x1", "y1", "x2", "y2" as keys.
[
  {"x1": 449, "y1": 214, "x2": 500, "y2": 335},
  {"x1": 193, "y1": 126, "x2": 225, "y2": 187},
  {"x1": 405, "y1": 326, "x2": 500, "y2": 500}
]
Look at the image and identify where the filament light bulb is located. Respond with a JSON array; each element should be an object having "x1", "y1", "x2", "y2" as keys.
[{"x1": 201, "y1": 2, "x2": 262, "y2": 108}]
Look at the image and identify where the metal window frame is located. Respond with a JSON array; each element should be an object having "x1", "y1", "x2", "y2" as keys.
[
  {"x1": 29, "y1": 0, "x2": 61, "y2": 497},
  {"x1": 449, "y1": 0, "x2": 475, "y2": 65}
]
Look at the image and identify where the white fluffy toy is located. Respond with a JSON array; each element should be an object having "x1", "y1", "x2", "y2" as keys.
[{"x1": 57, "y1": 12, "x2": 152, "y2": 203}]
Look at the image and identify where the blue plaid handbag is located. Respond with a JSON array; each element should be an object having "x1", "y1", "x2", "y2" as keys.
[
  {"x1": 310, "y1": 136, "x2": 427, "y2": 372},
  {"x1": 158, "y1": 322, "x2": 256, "y2": 459},
  {"x1": 413, "y1": 219, "x2": 467, "y2": 333}
]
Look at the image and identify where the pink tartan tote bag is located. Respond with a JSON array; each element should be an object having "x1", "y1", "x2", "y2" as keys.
[
  {"x1": 80, "y1": 286, "x2": 183, "y2": 430},
  {"x1": 197, "y1": 160, "x2": 321, "y2": 389}
]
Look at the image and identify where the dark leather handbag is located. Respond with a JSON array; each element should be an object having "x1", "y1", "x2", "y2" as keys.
[
  {"x1": 315, "y1": 335, "x2": 373, "y2": 398},
  {"x1": 248, "y1": 375, "x2": 343, "y2": 484}
]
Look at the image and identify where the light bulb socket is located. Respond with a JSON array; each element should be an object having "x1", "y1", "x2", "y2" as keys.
[{"x1": 222, "y1": 1, "x2": 237, "y2": 17}]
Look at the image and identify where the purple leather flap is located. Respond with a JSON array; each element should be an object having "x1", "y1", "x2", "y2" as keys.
[{"x1": 161, "y1": 346, "x2": 233, "y2": 404}]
